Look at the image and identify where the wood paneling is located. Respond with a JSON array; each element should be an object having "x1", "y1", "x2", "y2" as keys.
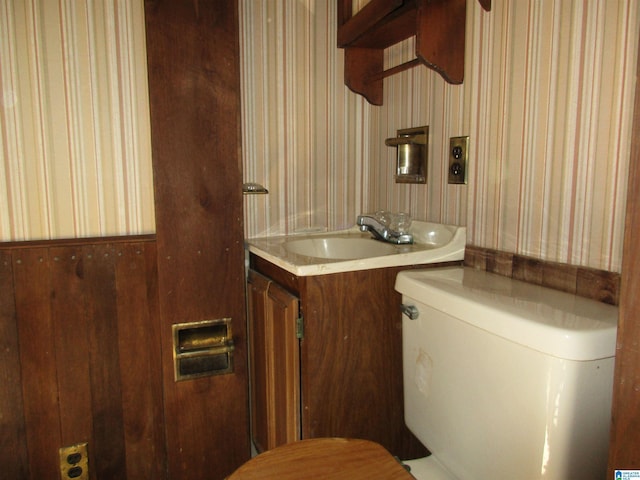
[
  {"x1": 465, "y1": 245, "x2": 621, "y2": 305},
  {"x1": 14, "y1": 248, "x2": 61, "y2": 479},
  {"x1": 115, "y1": 243, "x2": 166, "y2": 478},
  {"x1": 0, "y1": 237, "x2": 165, "y2": 479},
  {"x1": 0, "y1": 250, "x2": 29, "y2": 479},
  {"x1": 145, "y1": 0, "x2": 249, "y2": 478},
  {"x1": 608, "y1": 34, "x2": 640, "y2": 473}
]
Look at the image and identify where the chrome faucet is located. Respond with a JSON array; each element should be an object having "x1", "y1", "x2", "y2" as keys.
[{"x1": 357, "y1": 214, "x2": 413, "y2": 245}]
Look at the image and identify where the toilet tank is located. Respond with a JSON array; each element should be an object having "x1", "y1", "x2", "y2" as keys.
[{"x1": 395, "y1": 266, "x2": 618, "y2": 480}]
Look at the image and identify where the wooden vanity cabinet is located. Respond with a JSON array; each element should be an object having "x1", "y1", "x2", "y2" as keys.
[{"x1": 248, "y1": 254, "x2": 454, "y2": 460}]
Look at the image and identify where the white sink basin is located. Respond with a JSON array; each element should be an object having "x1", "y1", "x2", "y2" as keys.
[
  {"x1": 246, "y1": 221, "x2": 466, "y2": 276},
  {"x1": 284, "y1": 237, "x2": 398, "y2": 259}
]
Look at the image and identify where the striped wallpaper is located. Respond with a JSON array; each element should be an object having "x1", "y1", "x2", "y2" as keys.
[
  {"x1": 0, "y1": 0, "x2": 154, "y2": 241},
  {"x1": 2, "y1": 1, "x2": 637, "y2": 273},
  {"x1": 240, "y1": 0, "x2": 639, "y2": 272},
  {"x1": 240, "y1": 0, "x2": 370, "y2": 236}
]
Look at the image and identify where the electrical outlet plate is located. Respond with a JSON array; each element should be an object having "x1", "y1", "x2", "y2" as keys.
[
  {"x1": 448, "y1": 136, "x2": 469, "y2": 184},
  {"x1": 59, "y1": 443, "x2": 89, "y2": 480}
]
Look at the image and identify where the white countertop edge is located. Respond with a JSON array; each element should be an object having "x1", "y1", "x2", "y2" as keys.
[{"x1": 247, "y1": 243, "x2": 465, "y2": 276}]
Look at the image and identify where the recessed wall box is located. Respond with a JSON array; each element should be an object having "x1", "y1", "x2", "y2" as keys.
[
  {"x1": 385, "y1": 126, "x2": 428, "y2": 184},
  {"x1": 172, "y1": 318, "x2": 235, "y2": 381}
]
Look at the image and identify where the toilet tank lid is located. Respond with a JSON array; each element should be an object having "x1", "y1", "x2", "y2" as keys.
[{"x1": 395, "y1": 266, "x2": 618, "y2": 361}]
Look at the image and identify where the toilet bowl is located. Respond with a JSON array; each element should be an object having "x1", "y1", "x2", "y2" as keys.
[{"x1": 232, "y1": 267, "x2": 617, "y2": 479}]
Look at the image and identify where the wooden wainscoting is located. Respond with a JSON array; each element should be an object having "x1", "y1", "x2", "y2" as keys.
[
  {"x1": 464, "y1": 245, "x2": 621, "y2": 305},
  {"x1": 0, "y1": 236, "x2": 165, "y2": 479}
]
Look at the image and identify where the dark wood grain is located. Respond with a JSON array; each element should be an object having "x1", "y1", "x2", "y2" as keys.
[
  {"x1": 13, "y1": 248, "x2": 61, "y2": 479},
  {"x1": 250, "y1": 255, "x2": 300, "y2": 294},
  {"x1": 607, "y1": 33, "x2": 640, "y2": 473},
  {"x1": 337, "y1": 0, "x2": 414, "y2": 48},
  {"x1": 478, "y1": 0, "x2": 492, "y2": 11},
  {"x1": 300, "y1": 267, "x2": 427, "y2": 460},
  {"x1": 50, "y1": 246, "x2": 94, "y2": 448},
  {"x1": 466, "y1": 245, "x2": 621, "y2": 305},
  {"x1": 84, "y1": 245, "x2": 128, "y2": 477},
  {"x1": 416, "y1": 0, "x2": 465, "y2": 84},
  {"x1": 541, "y1": 261, "x2": 578, "y2": 294},
  {"x1": 576, "y1": 267, "x2": 620, "y2": 306},
  {"x1": 485, "y1": 250, "x2": 514, "y2": 277},
  {"x1": 511, "y1": 254, "x2": 544, "y2": 285},
  {"x1": 0, "y1": 250, "x2": 29, "y2": 479},
  {"x1": 115, "y1": 243, "x2": 166, "y2": 478},
  {"x1": 344, "y1": 47, "x2": 384, "y2": 106},
  {"x1": 337, "y1": 0, "x2": 467, "y2": 103},
  {"x1": 144, "y1": 0, "x2": 249, "y2": 478},
  {"x1": 1, "y1": 239, "x2": 165, "y2": 479}
]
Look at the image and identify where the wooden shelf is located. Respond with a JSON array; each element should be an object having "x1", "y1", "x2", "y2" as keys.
[
  {"x1": 337, "y1": 0, "x2": 491, "y2": 105},
  {"x1": 337, "y1": 0, "x2": 416, "y2": 49}
]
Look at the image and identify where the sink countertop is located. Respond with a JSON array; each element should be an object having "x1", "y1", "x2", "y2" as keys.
[{"x1": 246, "y1": 222, "x2": 466, "y2": 276}]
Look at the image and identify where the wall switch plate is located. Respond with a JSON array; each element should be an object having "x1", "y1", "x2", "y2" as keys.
[
  {"x1": 448, "y1": 136, "x2": 469, "y2": 184},
  {"x1": 59, "y1": 443, "x2": 89, "y2": 480}
]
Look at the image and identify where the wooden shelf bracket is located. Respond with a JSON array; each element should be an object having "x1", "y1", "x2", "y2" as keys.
[{"x1": 338, "y1": 0, "x2": 491, "y2": 105}]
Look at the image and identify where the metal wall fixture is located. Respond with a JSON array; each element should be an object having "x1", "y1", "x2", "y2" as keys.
[
  {"x1": 385, "y1": 126, "x2": 428, "y2": 184},
  {"x1": 172, "y1": 318, "x2": 235, "y2": 381},
  {"x1": 242, "y1": 182, "x2": 269, "y2": 195}
]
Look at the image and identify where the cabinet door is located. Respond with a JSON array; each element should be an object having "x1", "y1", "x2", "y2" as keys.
[{"x1": 247, "y1": 270, "x2": 301, "y2": 452}]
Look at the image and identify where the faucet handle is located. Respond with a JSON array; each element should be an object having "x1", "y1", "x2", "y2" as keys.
[
  {"x1": 389, "y1": 212, "x2": 412, "y2": 234},
  {"x1": 374, "y1": 210, "x2": 392, "y2": 226}
]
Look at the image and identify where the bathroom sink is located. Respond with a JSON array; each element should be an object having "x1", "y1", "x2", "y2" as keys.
[
  {"x1": 284, "y1": 237, "x2": 398, "y2": 259},
  {"x1": 246, "y1": 221, "x2": 466, "y2": 276}
]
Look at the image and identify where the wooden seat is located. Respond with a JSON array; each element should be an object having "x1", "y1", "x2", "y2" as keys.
[{"x1": 227, "y1": 438, "x2": 414, "y2": 479}]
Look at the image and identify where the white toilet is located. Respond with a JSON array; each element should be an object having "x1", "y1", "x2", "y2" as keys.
[
  {"x1": 229, "y1": 265, "x2": 618, "y2": 480},
  {"x1": 395, "y1": 266, "x2": 618, "y2": 480}
]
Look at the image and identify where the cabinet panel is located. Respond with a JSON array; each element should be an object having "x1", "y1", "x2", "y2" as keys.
[
  {"x1": 248, "y1": 271, "x2": 271, "y2": 453},
  {"x1": 300, "y1": 268, "x2": 427, "y2": 460},
  {"x1": 248, "y1": 270, "x2": 301, "y2": 452}
]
